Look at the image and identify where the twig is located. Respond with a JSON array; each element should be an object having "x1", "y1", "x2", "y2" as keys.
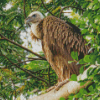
[
  {"x1": 59, "y1": 6, "x2": 85, "y2": 18},
  {"x1": 62, "y1": 12, "x2": 72, "y2": 13},
  {"x1": 11, "y1": 78, "x2": 17, "y2": 99},
  {"x1": 16, "y1": 26, "x2": 23, "y2": 31},
  {"x1": 14, "y1": 58, "x2": 45, "y2": 65},
  {"x1": 28, "y1": 57, "x2": 46, "y2": 60},
  {"x1": 7, "y1": 16, "x2": 17, "y2": 25},
  {"x1": 0, "y1": 54, "x2": 35, "y2": 75},
  {"x1": 41, "y1": 0, "x2": 55, "y2": 16},
  {"x1": 12, "y1": 59, "x2": 35, "y2": 65},
  {"x1": 0, "y1": 27, "x2": 15, "y2": 32},
  {"x1": 35, "y1": 4, "x2": 42, "y2": 11},
  {"x1": 12, "y1": 49, "x2": 44, "y2": 61},
  {"x1": 0, "y1": 33, "x2": 46, "y2": 60},
  {"x1": 0, "y1": 38, "x2": 5, "y2": 40},
  {"x1": 48, "y1": 65, "x2": 51, "y2": 86},
  {"x1": 23, "y1": 0, "x2": 26, "y2": 18}
]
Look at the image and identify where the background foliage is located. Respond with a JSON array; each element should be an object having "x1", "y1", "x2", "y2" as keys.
[{"x1": 0, "y1": 0, "x2": 100, "y2": 100}]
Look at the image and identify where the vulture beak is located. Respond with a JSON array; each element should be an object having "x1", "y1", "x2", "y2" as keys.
[{"x1": 25, "y1": 17, "x2": 31, "y2": 24}]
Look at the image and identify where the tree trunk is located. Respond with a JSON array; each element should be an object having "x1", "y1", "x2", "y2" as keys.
[{"x1": 29, "y1": 65, "x2": 96, "y2": 100}]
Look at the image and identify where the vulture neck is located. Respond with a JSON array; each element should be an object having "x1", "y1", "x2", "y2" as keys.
[
  {"x1": 31, "y1": 20, "x2": 43, "y2": 40},
  {"x1": 31, "y1": 22, "x2": 40, "y2": 39}
]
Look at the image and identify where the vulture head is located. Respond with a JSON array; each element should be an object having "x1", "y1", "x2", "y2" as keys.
[
  {"x1": 25, "y1": 11, "x2": 44, "y2": 39},
  {"x1": 25, "y1": 11, "x2": 44, "y2": 24}
]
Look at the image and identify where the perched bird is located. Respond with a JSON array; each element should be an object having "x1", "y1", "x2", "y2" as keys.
[{"x1": 25, "y1": 11, "x2": 90, "y2": 90}]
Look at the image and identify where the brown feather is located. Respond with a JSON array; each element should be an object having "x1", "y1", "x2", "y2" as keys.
[
  {"x1": 30, "y1": 30, "x2": 39, "y2": 41},
  {"x1": 32, "y1": 15, "x2": 90, "y2": 82}
]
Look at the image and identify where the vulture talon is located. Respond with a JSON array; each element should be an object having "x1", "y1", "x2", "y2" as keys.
[
  {"x1": 46, "y1": 79, "x2": 69, "y2": 92},
  {"x1": 54, "y1": 79, "x2": 69, "y2": 91},
  {"x1": 46, "y1": 86, "x2": 56, "y2": 92}
]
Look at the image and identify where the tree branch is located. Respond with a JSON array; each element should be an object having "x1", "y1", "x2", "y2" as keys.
[
  {"x1": 28, "y1": 57, "x2": 46, "y2": 60},
  {"x1": 41, "y1": 0, "x2": 55, "y2": 16},
  {"x1": 29, "y1": 65, "x2": 96, "y2": 100},
  {"x1": 48, "y1": 66, "x2": 51, "y2": 85},
  {"x1": 59, "y1": 6, "x2": 85, "y2": 18},
  {"x1": 0, "y1": 38, "x2": 5, "y2": 40},
  {"x1": 23, "y1": 0, "x2": 26, "y2": 18},
  {"x1": 0, "y1": 33, "x2": 46, "y2": 60},
  {"x1": 1, "y1": 54, "x2": 49, "y2": 86},
  {"x1": 0, "y1": 27, "x2": 15, "y2": 32},
  {"x1": 13, "y1": 58, "x2": 45, "y2": 65}
]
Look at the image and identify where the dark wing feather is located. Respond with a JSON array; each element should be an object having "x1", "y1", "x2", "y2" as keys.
[{"x1": 42, "y1": 16, "x2": 90, "y2": 75}]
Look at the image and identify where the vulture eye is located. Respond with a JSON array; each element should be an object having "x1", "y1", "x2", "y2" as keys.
[{"x1": 32, "y1": 14, "x2": 36, "y2": 17}]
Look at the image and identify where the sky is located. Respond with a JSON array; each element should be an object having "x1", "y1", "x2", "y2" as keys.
[{"x1": 20, "y1": 28, "x2": 42, "y2": 52}]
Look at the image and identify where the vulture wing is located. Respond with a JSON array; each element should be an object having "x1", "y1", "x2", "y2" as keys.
[{"x1": 42, "y1": 16, "x2": 90, "y2": 78}]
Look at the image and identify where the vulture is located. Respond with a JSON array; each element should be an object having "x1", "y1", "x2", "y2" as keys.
[{"x1": 25, "y1": 11, "x2": 90, "y2": 90}]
